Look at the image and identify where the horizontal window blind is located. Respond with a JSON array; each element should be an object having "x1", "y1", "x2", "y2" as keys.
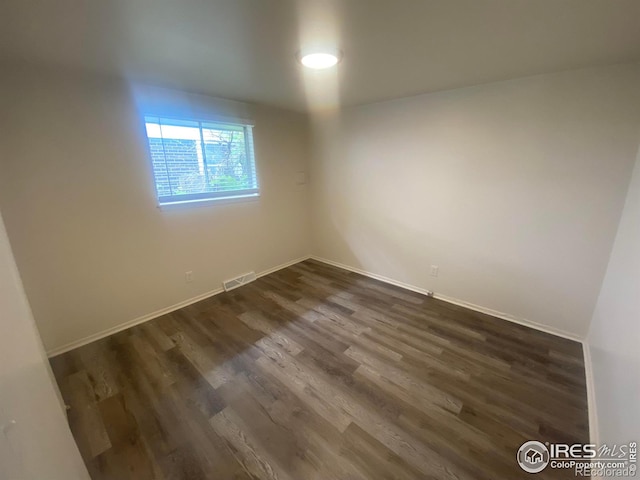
[{"x1": 144, "y1": 115, "x2": 259, "y2": 205}]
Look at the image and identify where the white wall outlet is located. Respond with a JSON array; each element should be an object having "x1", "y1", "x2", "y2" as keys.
[
  {"x1": 430, "y1": 265, "x2": 439, "y2": 277},
  {"x1": 185, "y1": 271, "x2": 194, "y2": 283}
]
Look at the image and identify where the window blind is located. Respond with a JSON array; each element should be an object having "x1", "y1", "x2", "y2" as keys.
[{"x1": 144, "y1": 115, "x2": 259, "y2": 205}]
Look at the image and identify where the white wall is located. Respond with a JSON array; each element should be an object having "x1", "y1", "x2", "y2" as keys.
[
  {"x1": 0, "y1": 210, "x2": 90, "y2": 479},
  {"x1": 587, "y1": 144, "x2": 640, "y2": 444},
  {"x1": 2, "y1": 61, "x2": 638, "y2": 356},
  {"x1": 0, "y1": 65, "x2": 311, "y2": 353},
  {"x1": 310, "y1": 64, "x2": 640, "y2": 338}
]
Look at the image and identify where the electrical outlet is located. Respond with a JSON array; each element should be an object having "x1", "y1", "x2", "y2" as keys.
[
  {"x1": 430, "y1": 265, "x2": 439, "y2": 277},
  {"x1": 185, "y1": 271, "x2": 194, "y2": 283}
]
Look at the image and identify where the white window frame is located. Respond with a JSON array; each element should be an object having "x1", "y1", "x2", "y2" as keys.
[{"x1": 143, "y1": 114, "x2": 260, "y2": 206}]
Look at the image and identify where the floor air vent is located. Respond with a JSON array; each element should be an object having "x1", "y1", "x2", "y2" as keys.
[{"x1": 223, "y1": 271, "x2": 256, "y2": 292}]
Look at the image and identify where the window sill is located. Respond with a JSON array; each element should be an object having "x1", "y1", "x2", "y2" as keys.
[{"x1": 158, "y1": 193, "x2": 260, "y2": 209}]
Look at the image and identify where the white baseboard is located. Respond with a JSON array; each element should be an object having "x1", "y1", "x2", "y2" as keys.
[
  {"x1": 309, "y1": 255, "x2": 437, "y2": 296},
  {"x1": 46, "y1": 255, "x2": 311, "y2": 357},
  {"x1": 309, "y1": 255, "x2": 582, "y2": 342},
  {"x1": 255, "y1": 256, "x2": 310, "y2": 279},
  {"x1": 582, "y1": 342, "x2": 599, "y2": 445},
  {"x1": 432, "y1": 293, "x2": 582, "y2": 342}
]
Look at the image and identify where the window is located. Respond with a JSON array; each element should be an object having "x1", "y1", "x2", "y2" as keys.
[{"x1": 144, "y1": 115, "x2": 259, "y2": 205}]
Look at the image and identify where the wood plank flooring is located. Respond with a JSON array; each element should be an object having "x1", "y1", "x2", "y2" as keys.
[{"x1": 50, "y1": 259, "x2": 589, "y2": 479}]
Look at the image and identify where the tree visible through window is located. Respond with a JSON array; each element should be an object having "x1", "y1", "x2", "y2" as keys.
[{"x1": 144, "y1": 116, "x2": 259, "y2": 205}]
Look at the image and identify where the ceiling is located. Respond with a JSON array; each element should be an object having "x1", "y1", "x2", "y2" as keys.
[{"x1": 1, "y1": 0, "x2": 640, "y2": 111}]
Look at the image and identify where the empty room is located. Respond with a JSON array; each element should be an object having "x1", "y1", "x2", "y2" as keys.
[{"x1": 1, "y1": 1, "x2": 639, "y2": 479}]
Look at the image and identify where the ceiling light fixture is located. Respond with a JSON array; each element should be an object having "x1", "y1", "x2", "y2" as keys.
[{"x1": 298, "y1": 48, "x2": 342, "y2": 69}]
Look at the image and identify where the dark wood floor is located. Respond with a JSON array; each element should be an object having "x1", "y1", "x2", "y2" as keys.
[{"x1": 50, "y1": 259, "x2": 588, "y2": 480}]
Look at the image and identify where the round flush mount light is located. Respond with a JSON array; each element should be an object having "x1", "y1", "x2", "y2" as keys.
[{"x1": 298, "y1": 48, "x2": 342, "y2": 69}]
